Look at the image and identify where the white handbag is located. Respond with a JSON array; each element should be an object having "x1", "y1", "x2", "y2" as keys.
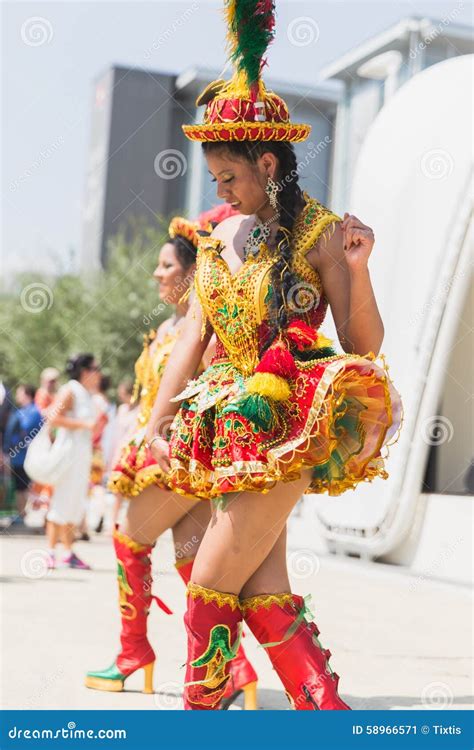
[{"x1": 24, "y1": 425, "x2": 74, "y2": 486}]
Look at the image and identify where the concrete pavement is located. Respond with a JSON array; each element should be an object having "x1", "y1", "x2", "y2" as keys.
[{"x1": 0, "y1": 529, "x2": 472, "y2": 710}]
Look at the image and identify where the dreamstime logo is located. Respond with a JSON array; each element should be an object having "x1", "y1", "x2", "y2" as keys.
[
  {"x1": 420, "y1": 149, "x2": 454, "y2": 180},
  {"x1": 9, "y1": 135, "x2": 65, "y2": 193},
  {"x1": 409, "y1": 268, "x2": 468, "y2": 325},
  {"x1": 409, "y1": 2, "x2": 465, "y2": 59},
  {"x1": 143, "y1": 3, "x2": 198, "y2": 60},
  {"x1": 288, "y1": 549, "x2": 320, "y2": 579},
  {"x1": 275, "y1": 137, "x2": 332, "y2": 192},
  {"x1": 20, "y1": 282, "x2": 53, "y2": 313},
  {"x1": 409, "y1": 536, "x2": 464, "y2": 592},
  {"x1": 8, "y1": 423, "x2": 43, "y2": 459},
  {"x1": 143, "y1": 303, "x2": 166, "y2": 326},
  {"x1": 20, "y1": 549, "x2": 51, "y2": 579},
  {"x1": 153, "y1": 681, "x2": 182, "y2": 710},
  {"x1": 143, "y1": 271, "x2": 194, "y2": 325},
  {"x1": 421, "y1": 681, "x2": 454, "y2": 709},
  {"x1": 287, "y1": 282, "x2": 320, "y2": 313},
  {"x1": 21, "y1": 17, "x2": 54, "y2": 46},
  {"x1": 151, "y1": 415, "x2": 176, "y2": 442},
  {"x1": 175, "y1": 535, "x2": 199, "y2": 560},
  {"x1": 26, "y1": 667, "x2": 65, "y2": 708},
  {"x1": 287, "y1": 17, "x2": 320, "y2": 47},
  {"x1": 154, "y1": 149, "x2": 187, "y2": 180},
  {"x1": 420, "y1": 415, "x2": 454, "y2": 446}
]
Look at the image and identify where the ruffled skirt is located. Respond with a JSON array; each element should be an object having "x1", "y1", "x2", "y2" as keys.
[
  {"x1": 108, "y1": 428, "x2": 168, "y2": 498},
  {"x1": 168, "y1": 353, "x2": 402, "y2": 500}
]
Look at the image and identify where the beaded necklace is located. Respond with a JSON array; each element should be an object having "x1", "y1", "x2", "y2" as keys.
[{"x1": 243, "y1": 211, "x2": 280, "y2": 260}]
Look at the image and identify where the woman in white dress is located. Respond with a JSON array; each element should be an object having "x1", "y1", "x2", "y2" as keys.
[{"x1": 45, "y1": 354, "x2": 101, "y2": 569}]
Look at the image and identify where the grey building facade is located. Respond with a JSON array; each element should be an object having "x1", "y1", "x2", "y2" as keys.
[
  {"x1": 81, "y1": 66, "x2": 191, "y2": 269},
  {"x1": 81, "y1": 67, "x2": 341, "y2": 269}
]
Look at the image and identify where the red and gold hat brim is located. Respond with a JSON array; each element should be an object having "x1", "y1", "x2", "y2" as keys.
[{"x1": 182, "y1": 120, "x2": 311, "y2": 143}]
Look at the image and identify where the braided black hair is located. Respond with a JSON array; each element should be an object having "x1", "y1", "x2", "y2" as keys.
[{"x1": 202, "y1": 141, "x2": 305, "y2": 352}]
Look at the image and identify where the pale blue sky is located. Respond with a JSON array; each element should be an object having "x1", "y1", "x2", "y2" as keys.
[{"x1": 3, "y1": 1, "x2": 473, "y2": 276}]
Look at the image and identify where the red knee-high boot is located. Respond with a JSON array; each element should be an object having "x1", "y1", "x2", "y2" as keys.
[
  {"x1": 183, "y1": 583, "x2": 244, "y2": 710},
  {"x1": 242, "y1": 592, "x2": 351, "y2": 710},
  {"x1": 176, "y1": 559, "x2": 258, "y2": 709},
  {"x1": 85, "y1": 530, "x2": 171, "y2": 693}
]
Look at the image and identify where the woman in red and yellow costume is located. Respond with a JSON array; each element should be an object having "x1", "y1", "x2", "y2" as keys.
[
  {"x1": 85, "y1": 206, "x2": 258, "y2": 709},
  {"x1": 147, "y1": 0, "x2": 403, "y2": 711}
]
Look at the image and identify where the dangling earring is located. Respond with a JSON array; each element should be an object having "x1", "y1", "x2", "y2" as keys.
[
  {"x1": 265, "y1": 176, "x2": 279, "y2": 211},
  {"x1": 243, "y1": 176, "x2": 280, "y2": 260}
]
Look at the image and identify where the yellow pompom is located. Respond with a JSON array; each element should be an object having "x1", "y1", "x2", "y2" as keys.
[
  {"x1": 246, "y1": 373, "x2": 290, "y2": 401},
  {"x1": 317, "y1": 332, "x2": 333, "y2": 348}
]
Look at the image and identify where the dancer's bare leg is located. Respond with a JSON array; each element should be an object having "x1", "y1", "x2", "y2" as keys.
[
  {"x1": 121, "y1": 485, "x2": 201, "y2": 545},
  {"x1": 191, "y1": 471, "x2": 312, "y2": 594},
  {"x1": 110, "y1": 494, "x2": 123, "y2": 530},
  {"x1": 186, "y1": 473, "x2": 351, "y2": 710},
  {"x1": 240, "y1": 526, "x2": 290, "y2": 599},
  {"x1": 172, "y1": 501, "x2": 212, "y2": 561}
]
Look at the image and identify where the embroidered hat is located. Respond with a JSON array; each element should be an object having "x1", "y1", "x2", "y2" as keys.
[{"x1": 182, "y1": 0, "x2": 311, "y2": 143}]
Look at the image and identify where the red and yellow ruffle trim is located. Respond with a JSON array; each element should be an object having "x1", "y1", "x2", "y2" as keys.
[{"x1": 168, "y1": 352, "x2": 403, "y2": 500}]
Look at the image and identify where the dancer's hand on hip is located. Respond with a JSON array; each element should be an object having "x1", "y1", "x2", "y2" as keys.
[{"x1": 148, "y1": 436, "x2": 171, "y2": 473}]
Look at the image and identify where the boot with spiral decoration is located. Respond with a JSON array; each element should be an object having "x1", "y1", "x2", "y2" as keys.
[{"x1": 241, "y1": 592, "x2": 351, "y2": 710}]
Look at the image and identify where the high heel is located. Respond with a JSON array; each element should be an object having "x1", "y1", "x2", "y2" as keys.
[
  {"x1": 85, "y1": 660, "x2": 155, "y2": 694},
  {"x1": 218, "y1": 632, "x2": 259, "y2": 710},
  {"x1": 142, "y1": 661, "x2": 155, "y2": 694},
  {"x1": 242, "y1": 680, "x2": 258, "y2": 710},
  {"x1": 85, "y1": 531, "x2": 170, "y2": 694},
  {"x1": 220, "y1": 678, "x2": 258, "y2": 710}
]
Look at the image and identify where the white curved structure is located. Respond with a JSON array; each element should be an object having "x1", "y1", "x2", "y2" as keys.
[{"x1": 293, "y1": 55, "x2": 473, "y2": 581}]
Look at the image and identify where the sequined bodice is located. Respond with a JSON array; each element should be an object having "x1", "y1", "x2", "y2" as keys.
[
  {"x1": 195, "y1": 197, "x2": 341, "y2": 376},
  {"x1": 133, "y1": 329, "x2": 179, "y2": 426}
]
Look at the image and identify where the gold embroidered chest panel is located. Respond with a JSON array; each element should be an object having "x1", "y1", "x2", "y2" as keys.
[
  {"x1": 134, "y1": 329, "x2": 178, "y2": 426},
  {"x1": 195, "y1": 197, "x2": 341, "y2": 376}
]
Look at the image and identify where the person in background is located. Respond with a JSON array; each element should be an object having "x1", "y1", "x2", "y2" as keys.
[
  {"x1": 109, "y1": 380, "x2": 137, "y2": 464},
  {"x1": 101, "y1": 379, "x2": 136, "y2": 532},
  {"x1": 4, "y1": 384, "x2": 43, "y2": 523},
  {"x1": 35, "y1": 367, "x2": 60, "y2": 413},
  {"x1": 92, "y1": 375, "x2": 117, "y2": 474},
  {"x1": 0, "y1": 380, "x2": 14, "y2": 515},
  {"x1": 84, "y1": 375, "x2": 116, "y2": 538},
  {"x1": 0, "y1": 380, "x2": 13, "y2": 451},
  {"x1": 45, "y1": 354, "x2": 101, "y2": 569},
  {"x1": 31, "y1": 367, "x2": 60, "y2": 511}
]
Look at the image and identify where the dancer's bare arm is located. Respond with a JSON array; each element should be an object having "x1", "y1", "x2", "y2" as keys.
[
  {"x1": 145, "y1": 294, "x2": 212, "y2": 467},
  {"x1": 47, "y1": 387, "x2": 93, "y2": 430},
  {"x1": 306, "y1": 213, "x2": 384, "y2": 355},
  {"x1": 146, "y1": 216, "x2": 250, "y2": 470}
]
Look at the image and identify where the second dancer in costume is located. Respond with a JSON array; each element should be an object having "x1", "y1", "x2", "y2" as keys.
[
  {"x1": 85, "y1": 206, "x2": 258, "y2": 709},
  {"x1": 146, "y1": 0, "x2": 403, "y2": 711}
]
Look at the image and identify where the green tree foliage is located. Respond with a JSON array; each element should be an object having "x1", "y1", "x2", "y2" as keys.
[{"x1": 0, "y1": 219, "x2": 171, "y2": 393}]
